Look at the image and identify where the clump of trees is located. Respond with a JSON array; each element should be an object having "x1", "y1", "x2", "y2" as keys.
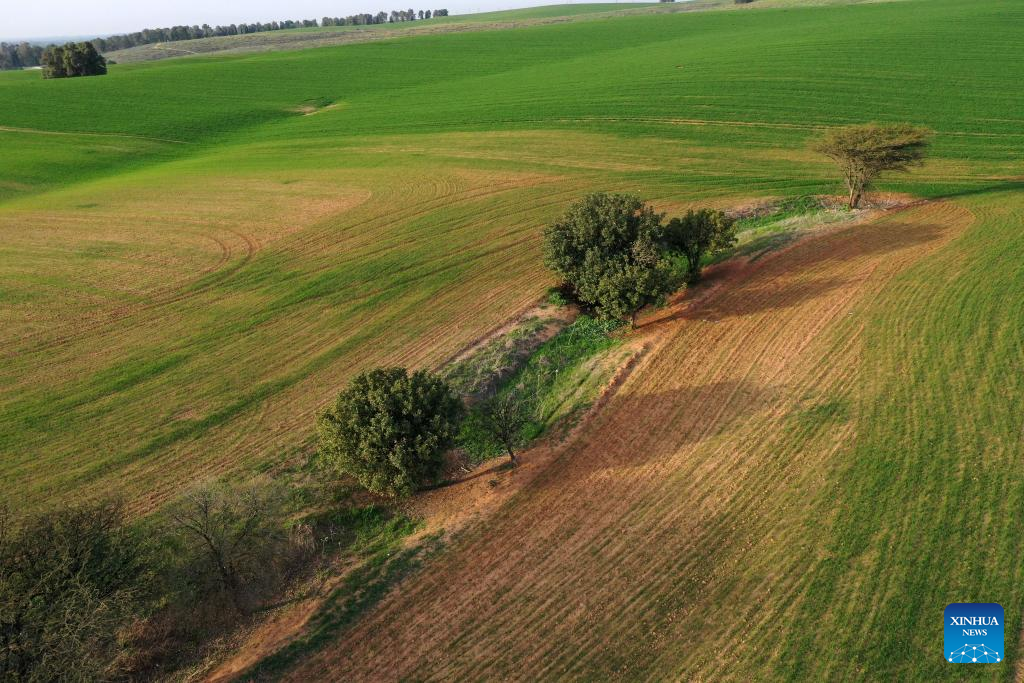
[
  {"x1": 317, "y1": 367, "x2": 464, "y2": 497},
  {"x1": 0, "y1": 480, "x2": 336, "y2": 681},
  {"x1": 813, "y1": 123, "x2": 932, "y2": 209},
  {"x1": 544, "y1": 193, "x2": 673, "y2": 328},
  {"x1": 543, "y1": 193, "x2": 738, "y2": 326},
  {"x1": 663, "y1": 209, "x2": 737, "y2": 284},
  {"x1": 41, "y1": 42, "x2": 107, "y2": 78},
  {"x1": 0, "y1": 42, "x2": 45, "y2": 70}
]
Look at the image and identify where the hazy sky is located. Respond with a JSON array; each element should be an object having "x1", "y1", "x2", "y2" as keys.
[{"x1": 5, "y1": 0, "x2": 645, "y2": 41}]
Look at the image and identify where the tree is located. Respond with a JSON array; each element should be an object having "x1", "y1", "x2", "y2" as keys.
[
  {"x1": 813, "y1": 123, "x2": 932, "y2": 209},
  {"x1": 168, "y1": 483, "x2": 285, "y2": 615},
  {"x1": 662, "y1": 208, "x2": 737, "y2": 284},
  {"x1": 476, "y1": 390, "x2": 530, "y2": 466},
  {"x1": 543, "y1": 193, "x2": 672, "y2": 327},
  {"x1": 41, "y1": 42, "x2": 106, "y2": 79},
  {"x1": 317, "y1": 367, "x2": 464, "y2": 497},
  {"x1": 0, "y1": 501, "x2": 145, "y2": 681}
]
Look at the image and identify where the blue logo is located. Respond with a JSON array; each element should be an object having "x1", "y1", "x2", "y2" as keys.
[{"x1": 945, "y1": 603, "x2": 1004, "y2": 663}]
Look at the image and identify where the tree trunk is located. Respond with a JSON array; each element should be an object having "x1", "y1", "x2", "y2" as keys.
[
  {"x1": 847, "y1": 178, "x2": 863, "y2": 209},
  {"x1": 507, "y1": 447, "x2": 518, "y2": 467},
  {"x1": 630, "y1": 310, "x2": 637, "y2": 329}
]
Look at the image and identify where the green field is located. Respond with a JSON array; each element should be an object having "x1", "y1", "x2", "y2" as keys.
[{"x1": 2, "y1": 0, "x2": 1023, "y2": 678}]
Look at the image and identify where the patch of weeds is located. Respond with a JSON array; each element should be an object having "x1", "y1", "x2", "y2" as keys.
[
  {"x1": 241, "y1": 519, "x2": 437, "y2": 681},
  {"x1": 715, "y1": 195, "x2": 851, "y2": 264},
  {"x1": 443, "y1": 317, "x2": 550, "y2": 399},
  {"x1": 458, "y1": 315, "x2": 622, "y2": 463}
]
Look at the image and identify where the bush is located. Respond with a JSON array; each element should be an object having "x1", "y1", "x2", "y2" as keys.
[
  {"x1": 317, "y1": 367, "x2": 464, "y2": 496},
  {"x1": 0, "y1": 501, "x2": 146, "y2": 681},
  {"x1": 546, "y1": 286, "x2": 569, "y2": 307}
]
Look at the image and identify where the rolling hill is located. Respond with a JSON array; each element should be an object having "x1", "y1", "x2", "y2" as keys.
[{"x1": 1, "y1": 0, "x2": 1022, "y2": 678}]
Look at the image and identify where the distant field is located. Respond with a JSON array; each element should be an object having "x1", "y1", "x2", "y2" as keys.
[
  {"x1": 1, "y1": 0, "x2": 1022, "y2": 678},
  {"x1": 102, "y1": 3, "x2": 661, "y2": 63},
  {"x1": 99, "y1": 0, "x2": 901, "y2": 64}
]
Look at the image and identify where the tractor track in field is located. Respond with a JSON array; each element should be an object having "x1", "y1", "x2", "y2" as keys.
[
  {"x1": 7, "y1": 173, "x2": 550, "y2": 360},
  {"x1": 263, "y1": 199, "x2": 972, "y2": 682},
  {"x1": 6, "y1": 227, "x2": 258, "y2": 359},
  {"x1": 0, "y1": 125, "x2": 189, "y2": 145}
]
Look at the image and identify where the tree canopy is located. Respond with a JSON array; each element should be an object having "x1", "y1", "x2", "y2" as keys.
[
  {"x1": 317, "y1": 367, "x2": 464, "y2": 497},
  {"x1": 663, "y1": 208, "x2": 737, "y2": 284},
  {"x1": 41, "y1": 42, "x2": 107, "y2": 79},
  {"x1": 813, "y1": 123, "x2": 932, "y2": 208},
  {"x1": 543, "y1": 193, "x2": 672, "y2": 326}
]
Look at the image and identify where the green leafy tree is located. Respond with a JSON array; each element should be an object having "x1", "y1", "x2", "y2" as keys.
[
  {"x1": 544, "y1": 193, "x2": 672, "y2": 327},
  {"x1": 813, "y1": 123, "x2": 932, "y2": 209},
  {"x1": 663, "y1": 209, "x2": 738, "y2": 284},
  {"x1": 317, "y1": 367, "x2": 464, "y2": 497},
  {"x1": 476, "y1": 390, "x2": 530, "y2": 466}
]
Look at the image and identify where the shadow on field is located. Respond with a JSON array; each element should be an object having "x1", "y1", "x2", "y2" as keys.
[
  {"x1": 937, "y1": 180, "x2": 1024, "y2": 201},
  {"x1": 649, "y1": 217, "x2": 948, "y2": 326},
  {"x1": 530, "y1": 380, "x2": 775, "y2": 483}
]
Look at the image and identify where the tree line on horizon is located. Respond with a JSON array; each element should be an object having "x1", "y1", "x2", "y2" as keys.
[
  {"x1": 0, "y1": 8, "x2": 451, "y2": 70},
  {"x1": 0, "y1": 43, "x2": 45, "y2": 70},
  {"x1": 85, "y1": 8, "x2": 450, "y2": 54}
]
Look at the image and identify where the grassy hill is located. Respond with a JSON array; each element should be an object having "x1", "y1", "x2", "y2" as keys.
[
  {"x1": 101, "y1": 3, "x2": 662, "y2": 64},
  {"x1": 1, "y1": 0, "x2": 1022, "y2": 678}
]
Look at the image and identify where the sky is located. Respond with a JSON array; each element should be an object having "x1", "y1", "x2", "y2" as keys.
[{"x1": 3, "y1": 0, "x2": 646, "y2": 41}]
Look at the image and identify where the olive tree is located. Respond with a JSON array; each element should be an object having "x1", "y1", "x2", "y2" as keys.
[
  {"x1": 317, "y1": 367, "x2": 464, "y2": 497},
  {"x1": 813, "y1": 123, "x2": 932, "y2": 209},
  {"x1": 662, "y1": 208, "x2": 737, "y2": 284},
  {"x1": 543, "y1": 193, "x2": 672, "y2": 327}
]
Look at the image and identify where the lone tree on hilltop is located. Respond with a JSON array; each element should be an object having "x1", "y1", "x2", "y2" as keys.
[
  {"x1": 663, "y1": 208, "x2": 737, "y2": 284},
  {"x1": 317, "y1": 367, "x2": 464, "y2": 497},
  {"x1": 813, "y1": 123, "x2": 932, "y2": 209},
  {"x1": 544, "y1": 192, "x2": 672, "y2": 328}
]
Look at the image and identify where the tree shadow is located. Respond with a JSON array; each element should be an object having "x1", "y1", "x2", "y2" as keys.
[
  {"x1": 646, "y1": 217, "x2": 948, "y2": 326},
  {"x1": 934, "y1": 180, "x2": 1024, "y2": 201},
  {"x1": 527, "y1": 379, "x2": 775, "y2": 488}
]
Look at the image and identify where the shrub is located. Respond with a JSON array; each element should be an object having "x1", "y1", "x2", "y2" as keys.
[
  {"x1": 663, "y1": 208, "x2": 738, "y2": 284},
  {"x1": 0, "y1": 501, "x2": 145, "y2": 681},
  {"x1": 317, "y1": 367, "x2": 464, "y2": 496}
]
